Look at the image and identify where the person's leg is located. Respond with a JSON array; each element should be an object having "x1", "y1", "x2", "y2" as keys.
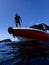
[
  {"x1": 16, "y1": 23, "x2": 18, "y2": 27},
  {"x1": 19, "y1": 22, "x2": 21, "y2": 27}
]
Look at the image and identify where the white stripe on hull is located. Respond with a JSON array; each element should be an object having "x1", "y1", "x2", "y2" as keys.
[{"x1": 17, "y1": 36, "x2": 36, "y2": 42}]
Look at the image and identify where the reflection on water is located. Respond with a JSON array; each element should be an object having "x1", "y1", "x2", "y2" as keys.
[{"x1": 0, "y1": 41, "x2": 49, "y2": 65}]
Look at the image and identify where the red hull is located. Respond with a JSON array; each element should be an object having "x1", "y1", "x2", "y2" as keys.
[{"x1": 8, "y1": 27, "x2": 49, "y2": 41}]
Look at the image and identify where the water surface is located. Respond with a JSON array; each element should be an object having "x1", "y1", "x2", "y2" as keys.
[{"x1": 0, "y1": 41, "x2": 49, "y2": 65}]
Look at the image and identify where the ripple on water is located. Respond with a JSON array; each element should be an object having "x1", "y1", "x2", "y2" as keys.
[{"x1": 0, "y1": 41, "x2": 49, "y2": 65}]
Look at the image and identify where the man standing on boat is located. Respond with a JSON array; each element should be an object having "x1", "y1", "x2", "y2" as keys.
[{"x1": 14, "y1": 13, "x2": 22, "y2": 27}]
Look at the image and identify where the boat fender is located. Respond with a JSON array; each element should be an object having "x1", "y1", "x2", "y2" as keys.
[{"x1": 8, "y1": 27, "x2": 13, "y2": 34}]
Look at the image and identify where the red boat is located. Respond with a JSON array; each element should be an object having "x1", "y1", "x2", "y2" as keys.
[{"x1": 8, "y1": 27, "x2": 49, "y2": 41}]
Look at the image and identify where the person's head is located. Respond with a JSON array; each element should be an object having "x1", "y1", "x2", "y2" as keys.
[{"x1": 16, "y1": 13, "x2": 18, "y2": 16}]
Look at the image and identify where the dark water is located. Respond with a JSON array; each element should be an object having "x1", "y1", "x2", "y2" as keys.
[{"x1": 0, "y1": 41, "x2": 49, "y2": 65}]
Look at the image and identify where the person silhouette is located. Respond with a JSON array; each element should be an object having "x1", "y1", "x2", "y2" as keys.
[{"x1": 14, "y1": 13, "x2": 22, "y2": 27}]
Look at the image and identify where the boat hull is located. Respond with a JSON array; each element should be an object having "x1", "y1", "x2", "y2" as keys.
[{"x1": 8, "y1": 27, "x2": 49, "y2": 41}]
